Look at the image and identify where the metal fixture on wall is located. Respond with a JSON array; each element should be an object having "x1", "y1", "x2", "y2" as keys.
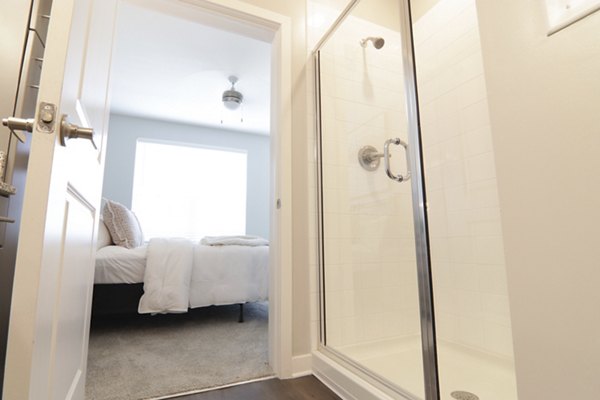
[
  {"x1": 358, "y1": 138, "x2": 411, "y2": 182},
  {"x1": 360, "y1": 36, "x2": 385, "y2": 49},
  {"x1": 358, "y1": 145, "x2": 385, "y2": 171},
  {"x1": 384, "y1": 138, "x2": 410, "y2": 182}
]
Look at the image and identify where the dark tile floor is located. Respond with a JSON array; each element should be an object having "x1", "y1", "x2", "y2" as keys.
[{"x1": 176, "y1": 376, "x2": 341, "y2": 400}]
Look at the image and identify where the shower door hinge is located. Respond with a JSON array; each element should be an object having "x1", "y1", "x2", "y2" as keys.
[{"x1": 276, "y1": 198, "x2": 281, "y2": 209}]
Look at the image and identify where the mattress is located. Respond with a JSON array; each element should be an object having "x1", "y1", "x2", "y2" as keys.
[{"x1": 95, "y1": 245, "x2": 147, "y2": 284}]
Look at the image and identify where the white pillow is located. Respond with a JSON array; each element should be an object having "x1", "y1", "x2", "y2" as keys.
[
  {"x1": 97, "y1": 219, "x2": 113, "y2": 250},
  {"x1": 102, "y1": 200, "x2": 144, "y2": 249}
]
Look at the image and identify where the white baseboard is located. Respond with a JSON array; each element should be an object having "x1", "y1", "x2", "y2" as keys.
[{"x1": 291, "y1": 353, "x2": 312, "y2": 378}]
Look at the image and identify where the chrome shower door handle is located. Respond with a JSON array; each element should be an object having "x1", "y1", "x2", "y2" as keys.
[{"x1": 383, "y1": 137, "x2": 411, "y2": 182}]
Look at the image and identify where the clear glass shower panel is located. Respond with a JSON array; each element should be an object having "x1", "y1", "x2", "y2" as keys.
[
  {"x1": 411, "y1": 0, "x2": 518, "y2": 399},
  {"x1": 317, "y1": 1, "x2": 425, "y2": 397}
]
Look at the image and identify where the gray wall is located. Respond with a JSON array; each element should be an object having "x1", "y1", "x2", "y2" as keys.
[{"x1": 102, "y1": 113, "x2": 270, "y2": 239}]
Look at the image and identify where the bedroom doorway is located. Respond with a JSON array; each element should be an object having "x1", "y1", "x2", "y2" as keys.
[{"x1": 85, "y1": 0, "x2": 292, "y2": 399}]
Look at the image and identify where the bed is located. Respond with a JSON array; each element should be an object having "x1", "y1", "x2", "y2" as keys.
[{"x1": 92, "y1": 201, "x2": 269, "y2": 321}]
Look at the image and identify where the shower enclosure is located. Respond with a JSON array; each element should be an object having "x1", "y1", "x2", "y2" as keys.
[{"x1": 313, "y1": 0, "x2": 518, "y2": 399}]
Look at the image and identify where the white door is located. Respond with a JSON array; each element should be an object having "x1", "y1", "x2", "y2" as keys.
[{"x1": 3, "y1": 0, "x2": 117, "y2": 398}]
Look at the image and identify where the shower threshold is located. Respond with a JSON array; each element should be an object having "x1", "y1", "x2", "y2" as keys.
[{"x1": 331, "y1": 336, "x2": 517, "y2": 400}]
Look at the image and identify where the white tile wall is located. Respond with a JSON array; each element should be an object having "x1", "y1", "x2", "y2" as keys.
[
  {"x1": 317, "y1": 14, "x2": 422, "y2": 349},
  {"x1": 414, "y1": 0, "x2": 515, "y2": 359},
  {"x1": 307, "y1": 0, "x2": 515, "y2": 363}
]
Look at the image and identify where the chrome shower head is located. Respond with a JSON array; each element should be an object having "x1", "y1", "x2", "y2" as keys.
[{"x1": 360, "y1": 36, "x2": 385, "y2": 49}]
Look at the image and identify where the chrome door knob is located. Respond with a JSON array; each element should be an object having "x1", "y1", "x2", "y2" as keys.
[{"x1": 60, "y1": 114, "x2": 97, "y2": 149}]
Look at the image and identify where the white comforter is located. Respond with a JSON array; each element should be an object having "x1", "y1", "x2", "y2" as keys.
[{"x1": 138, "y1": 238, "x2": 269, "y2": 314}]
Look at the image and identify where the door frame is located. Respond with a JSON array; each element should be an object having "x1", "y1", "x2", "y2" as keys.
[{"x1": 120, "y1": 0, "x2": 294, "y2": 378}]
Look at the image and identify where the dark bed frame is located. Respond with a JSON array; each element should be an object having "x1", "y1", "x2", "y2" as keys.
[{"x1": 91, "y1": 283, "x2": 246, "y2": 322}]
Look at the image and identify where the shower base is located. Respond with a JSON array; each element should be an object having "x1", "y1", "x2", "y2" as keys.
[{"x1": 337, "y1": 336, "x2": 518, "y2": 400}]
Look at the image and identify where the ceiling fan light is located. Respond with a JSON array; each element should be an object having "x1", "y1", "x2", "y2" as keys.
[
  {"x1": 222, "y1": 75, "x2": 243, "y2": 110},
  {"x1": 222, "y1": 89, "x2": 243, "y2": 110}
]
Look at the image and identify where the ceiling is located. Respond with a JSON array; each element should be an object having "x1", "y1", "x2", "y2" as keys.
[{"x1": 110, "y1": 1, "x2": 272, "y2": 135}]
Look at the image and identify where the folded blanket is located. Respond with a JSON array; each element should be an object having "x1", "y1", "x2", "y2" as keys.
[{"x1": 200, "y1": 235, "x2": 269, "y2": 247}]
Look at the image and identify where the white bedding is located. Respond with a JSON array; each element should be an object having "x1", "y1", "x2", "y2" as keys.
[
  {"x1": 94, "y1": 238, "x2": 269, "y2": 314},
  {"x1": 139, "y1": 238, "x2": 194, "y2": 314},
  {"x1": 190, "y1": 243, "x2": 269, "y2": 308},
  {"x1": 95, "y1": 245, "x2": 147, "y2": 284}
]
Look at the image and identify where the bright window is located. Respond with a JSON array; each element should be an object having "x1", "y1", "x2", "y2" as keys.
[{"x1": 131, "y1": 139, "x2": 247, "y2": 241}]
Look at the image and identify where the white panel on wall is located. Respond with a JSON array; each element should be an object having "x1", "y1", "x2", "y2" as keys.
[{"x1": 545, "y1": 0, "x2": 600, "y2": 34}]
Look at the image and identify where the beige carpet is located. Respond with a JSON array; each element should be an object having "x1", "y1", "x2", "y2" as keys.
[{"x1": 85, "y1": 302, "x2": 271, "y2": 400}]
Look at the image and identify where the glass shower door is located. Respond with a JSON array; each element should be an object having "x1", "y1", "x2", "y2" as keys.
[
  {"x1": 411, "y1": 1, "x2": 518, "y2": 399},
  {"x1": 315, "y1": 0, "x2": 433, "y2": 398}
]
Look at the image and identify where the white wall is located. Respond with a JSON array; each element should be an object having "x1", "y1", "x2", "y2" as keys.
[
  {"x1": 103, "y1": 113, "x2": 271, "y2": 239},
  {"x1": 228, "y1": 0, "x2": 313, "y2": 356},
  {"x1": 414, "y1": 0, "x2": 514, "y2": 358},
  {"x1": 476, "y1": 1, "x2": 600, "y2": 399}
]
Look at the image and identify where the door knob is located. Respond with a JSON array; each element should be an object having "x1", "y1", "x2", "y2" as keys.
[{"x1": 60, "y1": 114, "x2": 97, "y2": 149}]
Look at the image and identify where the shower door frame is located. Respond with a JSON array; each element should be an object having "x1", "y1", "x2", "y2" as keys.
[{"x1": 313, "y1": 1, "x2": 440, "y2": 399}]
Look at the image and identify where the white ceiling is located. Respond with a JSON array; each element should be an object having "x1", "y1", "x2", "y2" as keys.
[{"x1": 110, "y1": 1, "x2": 272, "y2": 135}]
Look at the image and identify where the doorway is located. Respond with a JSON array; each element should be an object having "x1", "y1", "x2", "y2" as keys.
[
  {"x1": 84, "y1": 0, "x2": 287, "y2": 398},
  {"x1": 2, "y1": 0, "x2": 292, "y2": 396}
]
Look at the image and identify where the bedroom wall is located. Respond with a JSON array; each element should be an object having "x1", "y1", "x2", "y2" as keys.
[{"x1": 102, "y1": 113, "x2": 271, "y2": 239}]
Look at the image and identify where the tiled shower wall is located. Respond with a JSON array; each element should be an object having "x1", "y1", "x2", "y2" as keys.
[
  {"x1": 414, "y1": 0, "x2": 514, "y2": 358},
  {"x1": 307, "y1": 0, "x2": 514, "y2": 359},
  {"x1": 318, "y1": 15, "x2": 422, "y2": 348}
]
